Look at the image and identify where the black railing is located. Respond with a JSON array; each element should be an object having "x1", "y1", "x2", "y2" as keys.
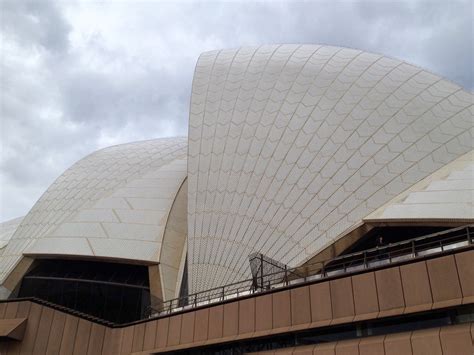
[
  {"x1": 249, "y1": 252, "x2": 304, "y2": 291},
  {"x1": 147, "y1": 225, "x2": 473, "y2": 317},
  {"x1": 0, "y1": 297, "x2": 117, "y2": 327}
]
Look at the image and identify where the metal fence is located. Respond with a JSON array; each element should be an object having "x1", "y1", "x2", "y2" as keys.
[
  {"x1": 249, "y1": 252, "x2": 304, "y2": 291},
  {"x1": 146, "y1": 225, "x2": 473, "y2": 317}
]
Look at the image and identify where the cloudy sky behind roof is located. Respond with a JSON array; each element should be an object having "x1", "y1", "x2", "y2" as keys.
[{"x1": 1, "y1": 0, "x2": 472, "y2": 222}]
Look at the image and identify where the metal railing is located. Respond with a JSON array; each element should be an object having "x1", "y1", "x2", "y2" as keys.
[
  {"x1": 146, "y1": 225, "x2": 473, "y2": 317},
  {"x1": 0, "y1": 297, "x2": 117, "y2": 327}
]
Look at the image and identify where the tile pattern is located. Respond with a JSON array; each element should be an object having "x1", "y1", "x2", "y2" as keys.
[
  {"x1": 0, "y1": 138, "x2": 187, "y2": 284},
  {"x1": 188, "y1": 44, "x2": 474, "y2": 292},
  {"x1": 366, "y1": 150, "x2": 474, "y2": 220},
  {"x1": 0, "y1": 217, "x2": 24, "y2": 250}
]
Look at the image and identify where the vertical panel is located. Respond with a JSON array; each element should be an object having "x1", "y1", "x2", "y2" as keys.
[
  {"x1": 352, "y1": 272, "x2": 379, "y2": 321},
  {"x1": 131, "y1": 323, "x2": 145, "y2": 352},
  {"x1": 120, "y1": 326, "x2": 134, "y2": 354},
  {"x1": 439, "y1": 324, "x2": 472, "y2": 355},
  {"x1": 314, "y1": 342, "x2": 337, "y2": 355},
  {"x1": 411, "y1": 328, "x2": 442, "y2": 355},
  {"x1": 167, "y1": 314, "x2": 182, "y2": 346},
  {"x1": 155, "y1": 317, "x2": 169, "y2": 349},
  {"x1": 72, "y1": 318, "x2": 92, "y2": 355},
  {"x1": 4, "y1": 302, "x2": 19, "y2": 318},
  {"x1": 427, "y1": 255, "x2": 463, "y2": 308},
  {"x1": 310, "y1": 282, "x2": 332, "y2": 326},
  {"x1": 375, "y1": 267, "x2": 405, "y2": 317},
  {"x1": 59, "y1": 314, "x2": 79, "y2": 355},
  {"x1": 384, "y1": 332, "x2": 413, "y2": 355},
  {"x1": 335, "y1": 339, "x2": 360, "y2": 355},
  {"x1": 45, "y1": 310, "x2": 67, "y2": 354},
  {"x1": 87, "y1": 323, "x2": 106, "y2": 355},
  {"x1": 1, "y1": 302, "x2": 20, "y2": 355},
  {"x1": 471, "y1": 323, "x2": 474, "y2": 347},
  {"x1": 120, "y1": 325, "x2": 134, "y2": 354},
  {"x1": 454, "y1": 250, "x2": 474, "y2": 304},
  {"x1": 19, "y1": 302, "x2": 43, "y2": 354},
  {"x1": 358, "y1": 336, "x2": 385, "y2": 355},
  {"x1": 194, "y1": 308, "x2": 209, "y2": 342},
  {"x1": 330, "y1": 277, "x2": 355, "y2": 324},
  {"x1": 143, "y1": 320, "x2": 157, "y2": 351},
  {"x1": 223, "y1": 302, "x2": 239, "y2": 338},
  {"x1": 180, "y1": 311, "x2": 195, "y2": 344},
  {"x1": 102, "y1": 328, "x2": 122, "y2": 355},
  {"x1": 7, "y1": 301, "x2": 31, "y2": 355},
  {"x1": 293, "y1": 345, "x2": 316, "y2": 354},
  {"x1": 272, "y1": 290, "x2": 291, "y2": 330},
  {"x1": 290, "y1": 286, "x2": 311, "y2": 327},
  {"x1": 15, "y1": 301, "x2": 31, "y2": 318},
  {"x1": 208, "y1": 304, "x2": 224, "y2": 340},
  {"x1": 400, "y1": 261, "x2": 433, "y2": 313},
  {"x1": 255, "y1": 294, "x2": 273, "y2": 334},
  {"x1": 33, "y1": 306, "x2": 55, "y2": 354},
  {"x1": 0, "y1": 302, "x2": 6, "y2": 318},
  {"x1": 0, "y1": 340, "x2": 8, "y2": 355},
  {"x1": 238, "y1": 298, "x2": 255, "y2": 335}
]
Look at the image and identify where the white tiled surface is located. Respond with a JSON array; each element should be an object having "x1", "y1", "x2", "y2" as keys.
[
  {"x1": 367, "y1": 151, "x2": 474, "y2": 220},
  {"x1": 0, "y1": 138, "x2": 187, "y2": 283},
  {"x1": 187, "y1": 44, "x2": 474, "y2": 293},
  {"x1": 2, "y1": 45, "x2": 473, "y2": 296},
  {"x1": 0, "y1": 217, "x2": 24, "y2": 250}
]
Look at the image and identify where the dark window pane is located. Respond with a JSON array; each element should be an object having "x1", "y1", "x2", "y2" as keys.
[{"x1": 17, "y1": 259, "x2": 150, "y2": 323}]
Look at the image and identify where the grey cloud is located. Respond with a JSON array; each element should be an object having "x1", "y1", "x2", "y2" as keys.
[
  {"x1": 1, "y1": 0, "x2": 472, "y2": 221},
  {"x1": 59, "y1": 68, "x2": 190, "y2": 130},
  {"x1": 2, "y1": 0, "x2": 71, "y2": 53}
]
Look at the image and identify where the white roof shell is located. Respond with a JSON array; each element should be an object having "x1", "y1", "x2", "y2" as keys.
[
  {"x1": 0, "y1": 217, "x2": 24, "y2": 250},
  {"x1": 1, "y1": 44, "x2": 472, "y2": 296},
  {"x1": 187, "y1": 44, "x2": 473, "y2": 293},
  {"x1": 366, "y1": 150, "x2": 474, "y2": 221},
  {"x1": 0, "y1": 138, "x2": 187, "y2": 284}
]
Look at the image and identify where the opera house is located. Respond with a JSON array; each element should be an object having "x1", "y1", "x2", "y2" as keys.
[{"x1": 0, "y1": 45, "x2": 473, "y2": 354}]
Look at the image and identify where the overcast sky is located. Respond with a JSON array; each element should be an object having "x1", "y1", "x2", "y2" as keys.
[{"x1": 1, "y1": 0, "x2": 472, "y2": 222}]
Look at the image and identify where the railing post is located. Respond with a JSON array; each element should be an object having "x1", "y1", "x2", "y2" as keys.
[
  {"x1": 363, "y1": 252, "x2": 367, "y2": 269},
  {"x1": 284, "y1": 265, "x2": 288, "y2": 286},
  {"x1": 222, "y1": 286, "x2": 225, "y2": 300},
  {"x1": 260, "y1": 253, "x2": 264, "y2": 290},
  {"x1": 411, "y1": 240, "x2": 415, "y2": 258},
  {"x1": 467, "y1": 227, "x2": 471, "y2": 245}
]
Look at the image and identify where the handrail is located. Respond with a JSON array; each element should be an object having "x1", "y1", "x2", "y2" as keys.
[
  {"x1": 147, "y1": 225, "x2": 473, "y2": 317},
  {"x1": 3, "y1": 225, "x2": 471, "y2": 325},
  {"x1": 0, "y1": 297, "x2": 116, "y2": 327}
]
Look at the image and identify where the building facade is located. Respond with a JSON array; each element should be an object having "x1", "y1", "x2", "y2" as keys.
[{"x1": 0, "y1": 45, "x2": 473, "y2": 354}]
